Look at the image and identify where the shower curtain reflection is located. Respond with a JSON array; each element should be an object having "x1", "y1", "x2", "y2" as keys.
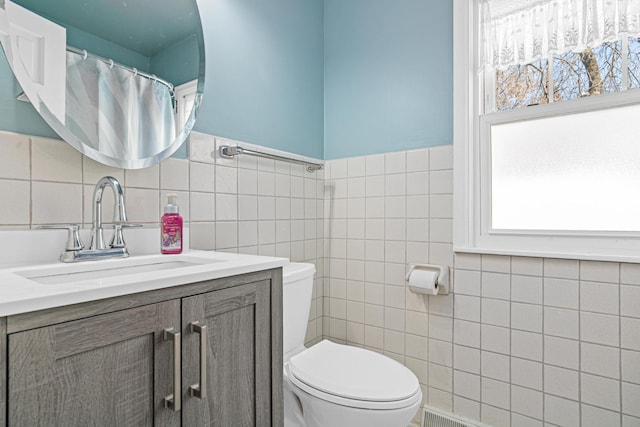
[{"x1": 66, "y1": 51, "x2": 176, "y2": 160}]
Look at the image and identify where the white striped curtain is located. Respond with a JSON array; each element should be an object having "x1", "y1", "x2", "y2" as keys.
[{"x1": 65, "y1": 51, "x2": 176, "y2": 160}]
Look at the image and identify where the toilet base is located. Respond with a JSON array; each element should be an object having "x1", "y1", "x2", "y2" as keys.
[
  {"x1": 284, "y1": 378, "x2": 306, "y2": 427},
  {"x1": 284, "y1": 369, "x2": 422, "y2": 427}
]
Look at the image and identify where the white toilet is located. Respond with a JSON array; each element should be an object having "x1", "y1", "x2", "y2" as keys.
[{"x1": 283, "y1": 263, "x2": 422, "y2": 427}]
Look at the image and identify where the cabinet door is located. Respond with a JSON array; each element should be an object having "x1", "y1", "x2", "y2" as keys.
[
  {"x1": 8, "y1": 301, "x2": 181, "y2": 427},
  {"x1": 182, "y1": 281, "x2": 271, "y2": 427}
]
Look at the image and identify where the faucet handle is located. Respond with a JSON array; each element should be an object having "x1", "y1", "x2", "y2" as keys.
[
  {"x1": 110, "y1": 222, "x2": 143, "y2": 249},
  {"x1": 37, "y1": 224, "x2": 85, "y2": 251}
]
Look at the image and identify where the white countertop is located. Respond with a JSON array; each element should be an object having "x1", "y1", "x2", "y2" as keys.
[{"x1": 0, "y1": 250, "x2": 288, "y2": 317}]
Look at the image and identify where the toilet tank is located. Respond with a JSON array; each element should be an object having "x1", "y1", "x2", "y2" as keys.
[{"x1": 283, "y1": 263, "x2": 316, "y2": 358}]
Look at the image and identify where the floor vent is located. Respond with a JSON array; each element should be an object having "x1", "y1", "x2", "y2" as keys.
[{"x1": 421, "y1": 406, "x2": 489, "y2": 427}]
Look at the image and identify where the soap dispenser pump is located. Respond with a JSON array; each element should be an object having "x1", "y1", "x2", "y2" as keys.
[{"x1": 161, "y1": 193, "x2": 183, "y2": 254}]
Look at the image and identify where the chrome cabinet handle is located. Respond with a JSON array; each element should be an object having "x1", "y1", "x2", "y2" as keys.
[
  {"x1": 189, "y1": 322, "x2": 207, "y2": 399},
  {"x1": 163, "y1": 328, "x2": 182, "y2": 411}
]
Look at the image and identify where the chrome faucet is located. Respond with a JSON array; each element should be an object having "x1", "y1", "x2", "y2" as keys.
[
  {"x1": 38, "y1": 176, "x2": 140, "y2": 262},
  {"x1": 90, "y1": 176, "x2": 128, "y2": 250}
]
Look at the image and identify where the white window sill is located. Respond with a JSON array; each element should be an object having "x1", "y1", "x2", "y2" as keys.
[{"x1": 454, "y1": 246, "x2": 640, "y2": 264}]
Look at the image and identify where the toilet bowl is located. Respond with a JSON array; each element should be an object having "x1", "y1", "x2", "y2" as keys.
[{"x1": 283, "y1": 263, "x2": 422, "y2": 427}]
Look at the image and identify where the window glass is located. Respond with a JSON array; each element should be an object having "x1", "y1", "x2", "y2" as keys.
[
  {"x1": 553, "y1": 41, "x2": 622, "y2": 100},
  {"x1": 491, "y1": 104, "x2": 640, "y2": 231},
  {"x1": 630, "y1": 37, "x2": 640, "y2": 89},
  {"x1": 496, "y1": 60, "x2": 549, "y2": 111},
  {"x1": 494, "y1": 40, "x2": 631, "y2": 111}
]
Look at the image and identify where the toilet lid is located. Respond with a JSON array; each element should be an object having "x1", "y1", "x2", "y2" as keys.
[{"x1": 288, "y1": 340, "x2": 420, "y2": 404}]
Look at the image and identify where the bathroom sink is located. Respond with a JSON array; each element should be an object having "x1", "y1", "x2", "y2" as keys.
[
  {"x1": 0, "y1": 250, "x2": 287, "y2": 317},
  {"x1": 14, "y1": 255, "x2": 225, "y2": 285}
]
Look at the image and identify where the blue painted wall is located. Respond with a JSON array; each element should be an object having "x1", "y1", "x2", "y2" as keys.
[
  {"x1": 0, "y1": 0, "x2": 452, "y2": 161},
  {"x1": 65, "y1": 24, "x2": 151, "y2": 72},
  {"x1": 151, "y1": 35, "x2": 200, "y2": 87},
  {"x1": 0, "y1": 24, "x2": 154, "y2": 141},
  {"x1": 0, "y1": 54, "x2": 58, "y2": 139},
  {"x1": 194, "y1": 0, "x2": 324, "y2": 159},
  {"x1": 0, "y1": 0, "x2": 325, "y2": 159},
  {"x1": 323, "y1": 0, "x2": 453, "y2": 159}
]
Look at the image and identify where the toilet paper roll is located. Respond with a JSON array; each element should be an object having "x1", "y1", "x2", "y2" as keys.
[{"x1": 408, "y1": 269, "x2": 439, "y2": 295}]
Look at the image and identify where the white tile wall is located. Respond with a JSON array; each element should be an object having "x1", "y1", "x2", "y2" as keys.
[
  {"x1": 125, "y1": 165, "x2": 160, "y2": 189},
  {"x1": 0, "y1": 130, "x2": 325, "y2": 346},
  {"x1": 0, "y1": 179, "x2": 30, "y2": 225},
  {"x1": 186, "y1": 134, "x2": 325, "y2": 344},
  {"x1": 312, "y1": 143, "x2": 636, "y2": 425},
  {"x1": 454, "y1": 253, "x2": 640, "y2": 426},
  {"x1": 4, "y1": 130, "x2": 639, "y2": 425},
  {"x1": 323, "y1": 145, "x2": 455, "y2": 413}
]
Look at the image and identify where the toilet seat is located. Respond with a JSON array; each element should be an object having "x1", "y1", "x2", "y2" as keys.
[{"x1": 287, "y1": 340, "x2": 421, "y2": 410}]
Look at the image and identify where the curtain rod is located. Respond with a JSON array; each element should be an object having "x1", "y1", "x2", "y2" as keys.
[
  {"x1": 67, "y1": 45, "x2": 174, "y2": 93},
  {"x1": 219, "y1": 145, "x2": 324, "y2": 172}
]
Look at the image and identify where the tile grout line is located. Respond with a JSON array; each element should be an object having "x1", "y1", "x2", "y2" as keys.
[
  {"x1": 619, "y1": 262, "x2": 623, "y2": 425},
  {"x1": 508, "y1": 256, "x2": 513, "y2": 422},
  {"x1": 541, "y1": 258, "x2": 546, "y2": 424},
  {"x1": 479, "y1": 256, "x2": 484, "y2": 422},
  {"x1": 578, "y1": 260, "x2": 582, "y2": 427},
  {"x1": 29, "y1": 136, "x2": 33, "y2": 228}
]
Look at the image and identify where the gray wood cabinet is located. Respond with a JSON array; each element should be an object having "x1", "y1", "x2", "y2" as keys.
[
  {"x1": 182, "y1": 281, "x2": 271, "y2": 427},
  {"x1": 8, "y1": 301, "x2": 181, "y2": 427},
  {"x1": 0, "y1": 269, "x2": 283, "y2": 427}
]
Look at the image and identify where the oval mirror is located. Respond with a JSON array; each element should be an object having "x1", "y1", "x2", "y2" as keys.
[{"x1": 0, "y1": 0, "x2": 205, "y2": 169}]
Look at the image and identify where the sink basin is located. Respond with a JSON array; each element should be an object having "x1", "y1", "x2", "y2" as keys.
[
  {"x1": 0, "y1": 249, "x2": 287, "y2": 317},
  {"x1": 15, "y1": 255, "x2": 224, "y2": 285}
]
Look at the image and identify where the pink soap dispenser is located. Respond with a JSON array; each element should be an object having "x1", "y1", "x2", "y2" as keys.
[{"x1": 161, "y1": 193, "x2": 183, "y2": 254}]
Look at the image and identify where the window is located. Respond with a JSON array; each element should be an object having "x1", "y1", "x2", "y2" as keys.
[
  {"x1": 454, "y1": 0, "x2": 640, "y2": 261},
  {"x1": 493, "y1": 38, "x2": 640, "y2": 111},
  {"x1": 174, "y1": 79, "x2": 199, "y2": 132}
]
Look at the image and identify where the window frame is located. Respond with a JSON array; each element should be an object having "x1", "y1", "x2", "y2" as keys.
[
  {"x1": 174, "y1": 79, "x2": 199, "y2": 133},
  {"x1": 453, "y1": 1, "x2": 640, "y2": 262}
]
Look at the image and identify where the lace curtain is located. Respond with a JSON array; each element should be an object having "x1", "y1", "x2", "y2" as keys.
[{"x1": 481, "y1": 0, "x2": 640, "y2": 70}]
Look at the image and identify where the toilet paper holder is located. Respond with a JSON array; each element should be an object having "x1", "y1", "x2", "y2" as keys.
[{"x1": 406, "y1": 264, "x2": 450, "y2": 295}]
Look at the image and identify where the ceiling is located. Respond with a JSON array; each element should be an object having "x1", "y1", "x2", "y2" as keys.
[{"x1": 14, "y1": 0, "x2": 201, "y2": 57}]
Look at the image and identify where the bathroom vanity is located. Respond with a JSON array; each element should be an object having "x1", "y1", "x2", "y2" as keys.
[{"x1": 0, "y1": 251, "x2": 286, "y2": 427}]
